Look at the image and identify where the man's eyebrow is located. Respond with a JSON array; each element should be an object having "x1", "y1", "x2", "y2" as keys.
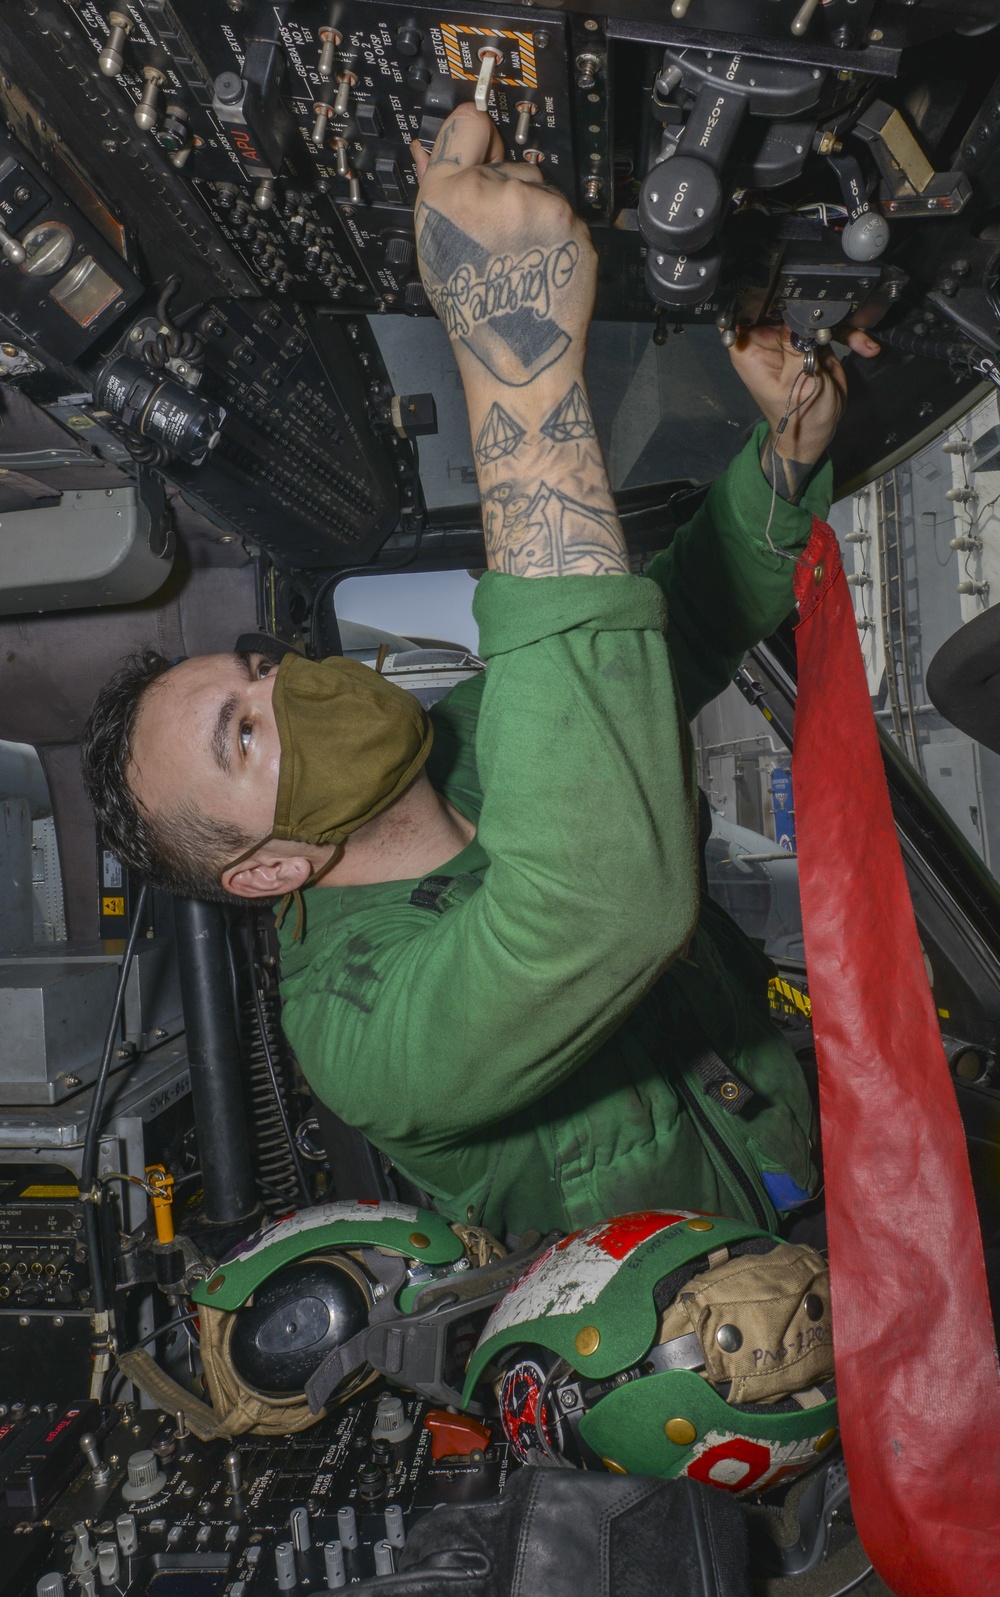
[{"x1": 211, "y1": 692, "x2": 240, "y2": 775}]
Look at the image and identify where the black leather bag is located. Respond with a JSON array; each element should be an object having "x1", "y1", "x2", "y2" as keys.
[{"x1": 354, "y1": 1468, "x2": 751, "y2": 1596}]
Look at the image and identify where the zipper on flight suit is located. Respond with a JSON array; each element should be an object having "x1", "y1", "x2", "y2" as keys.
[{"x1": 676, "y1": 1075, "x2": 771, "y2": 1229}]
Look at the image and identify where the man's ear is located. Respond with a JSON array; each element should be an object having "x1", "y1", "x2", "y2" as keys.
[{"x1": 221, "y1": 851, "x2": 314, "y2": 900}]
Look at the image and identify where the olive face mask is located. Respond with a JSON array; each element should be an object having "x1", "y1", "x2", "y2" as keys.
[{"x1": 224, "y1": 653, "x2": 433, "y2": 875}]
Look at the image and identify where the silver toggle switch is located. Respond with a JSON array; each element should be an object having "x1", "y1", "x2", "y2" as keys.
[
  {"x1": 514, "y1": 101, "x2": 536, "y2": 147},
  {"x1": 333, "y1": 72, "x2": 357, "y2": 118},
  {"x1": 134, "y1": 66, "x2": 166, "y2": 133},
  {"x1": 312, "y1": 102, "x2": 333, "y2": 147},
  {"x1": 332, "y1": 136, "x2": 349, "y2": 178},
  {"x1": 791, "y1": 0, "x2": 822, "y2": 36},
  {"x1": 98, "y1": 10, "x2": 132, "y2": 77},
  {"x1": 318, "y1": 25, "x2": 342, "y2": 81}
]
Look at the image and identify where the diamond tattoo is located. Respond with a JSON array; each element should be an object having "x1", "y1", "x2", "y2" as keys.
[
  {"x1": 475, "y1": 403, "x2": 527, "y2": 467},
  {"x1": 539, "y1": 383, "x2": 596, "y2": 444}
]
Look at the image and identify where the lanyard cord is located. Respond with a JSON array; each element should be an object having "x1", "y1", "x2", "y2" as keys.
[{"x1": 762, "y1": 363, "x2": 821, "y2": 568}]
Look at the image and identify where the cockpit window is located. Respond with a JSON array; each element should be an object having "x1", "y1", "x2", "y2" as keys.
[{"x1": 372, "y1": 317, "x2": 763, "y2": 505}]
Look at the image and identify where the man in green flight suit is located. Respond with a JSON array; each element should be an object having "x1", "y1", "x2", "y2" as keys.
[{"x1": 83, "y1": 104, "x2": 879, "y2": 1241}]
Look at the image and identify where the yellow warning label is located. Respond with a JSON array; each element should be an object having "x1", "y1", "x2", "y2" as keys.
[
  {"x1": 439, "y1": 24, "x2": 537, "y2": 90},
  {"x1": 102, "y1": 895, "x2": 125, "y2": 917},
  {"x1": 20, "y1": 1184, "x2": 80, "y2": 1199},
  {"x1": 769, "y1": 976, "x2": 812, "y2": 1020}
]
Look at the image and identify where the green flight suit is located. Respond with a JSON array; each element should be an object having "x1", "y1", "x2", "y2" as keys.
[{"x1": 278, "y1": 424, "x2": 830, "y2": 1239}]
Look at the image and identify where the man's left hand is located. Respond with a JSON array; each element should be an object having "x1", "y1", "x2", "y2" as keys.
[{"x1": 729, "y1": 323, "x2": 880, "y2": 501}]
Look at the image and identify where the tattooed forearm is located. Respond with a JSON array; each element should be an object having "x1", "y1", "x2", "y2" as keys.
[
  {"x1": 471, "y1": 382, "x2": 627, "y2": 575},
  {"x1": 416, "y1": 201, "x2": 578, "y2": 386},
  {"x1": 483, "y1": 479, "x2": 629, "y2": 576},
  {"x1": 760, "y1": 437, "x2": 817, "y2": 505}
]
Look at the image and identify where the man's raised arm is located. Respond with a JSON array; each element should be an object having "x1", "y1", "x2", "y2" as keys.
[{"x1": 412, "y1": 106, "x2": 629, "y2": 579}]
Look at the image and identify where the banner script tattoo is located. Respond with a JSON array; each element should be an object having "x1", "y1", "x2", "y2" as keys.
[
  {"x1": 482, "y1": 479, "x2": 629, "y2": 576},
  {"x1": 417, "y1": 203, "x2": 578, "y2": 386}
]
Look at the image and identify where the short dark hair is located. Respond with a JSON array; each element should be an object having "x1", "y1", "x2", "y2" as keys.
[{"x1": 81, "y1": 650, "x2": 255, "y2": 903}]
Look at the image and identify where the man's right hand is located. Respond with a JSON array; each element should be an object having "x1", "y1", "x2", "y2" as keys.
[
  {"x1": 412, "y1": 106, "x2": 627, "y2": 579},
  {"x1": 411, "y1": 105, "x2": 597, "y2": 399}
]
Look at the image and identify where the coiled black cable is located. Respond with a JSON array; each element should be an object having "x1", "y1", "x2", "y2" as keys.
[{"x1": 244, "y1": 945, "x2": 311, "y2": 1207}]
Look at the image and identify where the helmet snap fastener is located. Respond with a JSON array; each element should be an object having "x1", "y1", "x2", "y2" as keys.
[
  {"x1": 602, "y1": 1458, "x2": 628, "y2": 1474},
  {"x1": 804, "y1": 1293, "x2": 824, "y2": 1321},
  {"x1": 720, "y1": 1081, "x2": 740, "y2": 1101},
  {"x1": 814, "y1": 1427, "x2": 838, "y2": 1453},
  {"x1": 575, "y1": 1325, "x2": 600, "y2": 1357},
  {"x1": 664, "y1": 1418, "x2": 697, "y2": 1446},
  {"x1": 685, "y1": 1218, "x2": 714, "y2": 1232},
  {"x1": 408, "y1": 1232, "x2": 430, "y2": 1249},
  {"x1": 206, "y1": 1274, "x2": 224, "y2": 1294},
  {"x1": 716, "y1": 1323, "x2": 743, "y2": 1353},
  {"x1": 813, "y1": 561, "x2": 825, "y2": 585}
]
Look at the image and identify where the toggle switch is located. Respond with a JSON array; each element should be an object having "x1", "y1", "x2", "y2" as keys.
[
  {"x1": 312, "y1": 101, "x2": 333, "y2": 148},
  {"x1": 134, "y1": 65, "x2": 165, "y2": 133},
  {"x1": 98, "y1": 10, "x2": 132, "y2": 77},
  {"x1": 318, "y1": 25, "x2": 342, "y2": 81},
  {"x1": 332, "y1": 137, "x2": 349, "y2": 178},
  {"x1": 333, "y1": 72, "x2": 357, "y2": 118},
  {"x1": 79, "y1": 1432, "x2": 111, "y2": 1487},
  {"x1": 475, "y1": 47, "x2": 502, "y2": 113},
  {"x1": 791, "y1": 0, "x2": 822, "y2": 36},
  {"x1": 0, "y1": 226, "x2": 25, "y2": 265},
  {"x1": 514, "y1": 101, "x2": 536, "y2": 147}
]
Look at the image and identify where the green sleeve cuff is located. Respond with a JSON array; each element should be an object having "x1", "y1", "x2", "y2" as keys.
[
  {"x1": 709, "y1": 422, "x2": 834, "y2": 556},
  {"x1": 473, "y1": 572, "x2": 667, "y2": 659}
]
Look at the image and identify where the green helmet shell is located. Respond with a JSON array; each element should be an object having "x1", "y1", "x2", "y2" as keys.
[
  {"x1": 464, "y1": 1209, "x2": 838, "y2": 1496},
  {"x1": 192, "y1": 1200, "x2": 465, "y2": 1312}
]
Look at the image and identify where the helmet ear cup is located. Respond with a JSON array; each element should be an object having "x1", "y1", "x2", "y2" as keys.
[{"x1": 229, "y1": 1254, "x2": 373, "y2": 1397}]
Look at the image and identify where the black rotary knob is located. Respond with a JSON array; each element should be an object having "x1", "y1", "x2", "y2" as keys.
[{"x1": 638, "y1": 154, "x2": 721, "y2": 255}]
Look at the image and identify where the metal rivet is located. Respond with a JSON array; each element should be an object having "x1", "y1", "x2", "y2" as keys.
[
  {"x1": 716, "y1": 1323, "x2": 743, "y2": 1353},
  {"x1": 804, "y1": 1293, "x2": 824, "y2": 1321},
  {"x1": 814, "y1": 1426, "x2": 838, "y2": 1453},
  {"x1": 813, "y1": 561, "x2": 825, "y2": 584},
  {"x1": 686, "y1": 1219, "x2": 714, "y2": 1232},
  {"x1": 206, "y1": 1274, "x2": 225, "y2": 1294},
  {"x1": 466, "y1": 1206, "x2": 475, "y2": 1221},
  {"x1": 575, "y1": 1325, "x2": 600, "y2": 1357},
  {"x1": 720, "y1": 1081, "x2": 740, "y2": 1101},
  {"x1": 664, "y1": 1418, "x2": 697, "y2": 1445},
  {"x1": 602, "y1": 1457, "x2": 627, "y2": 1473},
  {"x1": 408, "y1": 1232, "x2": 430, "y2": 1249}
]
